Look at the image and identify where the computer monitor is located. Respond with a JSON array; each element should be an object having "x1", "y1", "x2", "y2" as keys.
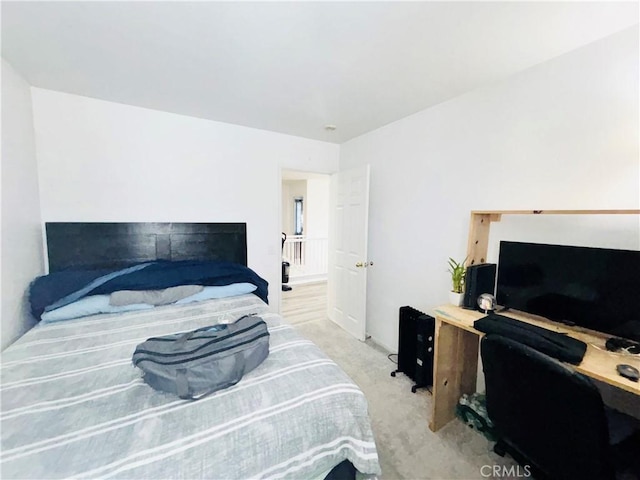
[{"x1": 496, "y1": 241, "x2": 640, "y2": 341}]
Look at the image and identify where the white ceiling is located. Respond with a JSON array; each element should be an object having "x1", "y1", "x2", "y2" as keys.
[{"x1": 2, "y1": 1, "x2": 638, "y2": 143}]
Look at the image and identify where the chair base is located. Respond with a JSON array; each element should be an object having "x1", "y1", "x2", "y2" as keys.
[
  {"x1": 492, "y1": 439, "x2": 550, "y2": 480},
  {"x1": 493, "y1": 440, "x2": 507, "y2": 457}
]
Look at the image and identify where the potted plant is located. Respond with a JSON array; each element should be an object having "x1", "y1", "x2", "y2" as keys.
[{"x1": 448, "y1": 257, "x2": 467, "y2": 306}]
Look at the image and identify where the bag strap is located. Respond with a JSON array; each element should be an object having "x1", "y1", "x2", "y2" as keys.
[
  {"x1": 172, "y1": 314, "x2": 256, "y2": 349},
  {"x1": 176, "y1": 352, "x2": 247, "y2": 400},
  {"x1": 174, "y1": 331, "x2": 195, "y2": 348}
]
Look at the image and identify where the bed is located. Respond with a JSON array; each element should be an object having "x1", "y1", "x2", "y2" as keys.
[{"x1": 0, "y1": 223, "x2": 381, "y2": 480}]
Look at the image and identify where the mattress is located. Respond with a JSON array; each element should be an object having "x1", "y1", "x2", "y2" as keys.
[{"x1": 0, "y1": 294, "x2": 381, "y2": 479}]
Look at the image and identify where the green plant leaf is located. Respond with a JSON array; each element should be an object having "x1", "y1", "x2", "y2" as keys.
[{"x1": 447, "y1": 256, "x2": 467, "y2": 293}]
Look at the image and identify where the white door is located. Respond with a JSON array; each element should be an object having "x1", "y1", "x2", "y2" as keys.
[{"x1": 327, "y1": 165, "x2": 370, "y2": 341}]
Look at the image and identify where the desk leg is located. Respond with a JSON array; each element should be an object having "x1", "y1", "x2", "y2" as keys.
[{"x1": 430, "y1": 319, "x2": 479, "y2": 432}]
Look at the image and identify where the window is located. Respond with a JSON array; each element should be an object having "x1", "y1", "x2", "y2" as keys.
[{"x1": 294, "y1": 197, "x2": 303, "y2": 235}]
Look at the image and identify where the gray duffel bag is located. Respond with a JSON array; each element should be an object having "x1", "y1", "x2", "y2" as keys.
[{"x1": 132, "y1": 314, "x2": 270, "y2": 399}]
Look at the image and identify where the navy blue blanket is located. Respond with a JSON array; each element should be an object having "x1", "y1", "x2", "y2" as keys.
[{"x1": 30, "y1": 260, "x2": 269, "y2": 319}]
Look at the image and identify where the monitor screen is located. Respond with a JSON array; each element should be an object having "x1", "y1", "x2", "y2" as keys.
[{"x1": 496, "y1": 241, "x2": 640, "y2": 341}]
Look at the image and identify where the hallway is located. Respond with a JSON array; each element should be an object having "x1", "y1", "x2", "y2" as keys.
[{"x1": 281, "y1": 281, "x2": 327, "y2": 325}]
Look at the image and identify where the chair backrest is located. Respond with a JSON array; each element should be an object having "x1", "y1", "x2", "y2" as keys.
[{"x1": 481, "y1": 334, "x2": 614, "y2": 480}]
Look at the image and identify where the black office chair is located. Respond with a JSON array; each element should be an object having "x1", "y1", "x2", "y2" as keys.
[{"x1": 481, "y1": 334, "x2": 639, "y2": 480}]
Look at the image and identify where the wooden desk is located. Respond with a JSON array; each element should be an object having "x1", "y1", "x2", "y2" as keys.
[{"x1": 429, "y1": 304, "x2": 640, "y2": 432}]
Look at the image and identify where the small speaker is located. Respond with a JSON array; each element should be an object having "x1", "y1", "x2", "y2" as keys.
[{"x1": 463, "y1": 263, "x2": 497, "y2": 310}]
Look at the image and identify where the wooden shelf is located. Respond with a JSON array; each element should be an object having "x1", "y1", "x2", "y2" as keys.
[
  {"x1": 471, "y1": 209, "x2": 640, "y2": 215},
  {"x1": 466, "y1": 209, "x2": 640, "y2": 266}
]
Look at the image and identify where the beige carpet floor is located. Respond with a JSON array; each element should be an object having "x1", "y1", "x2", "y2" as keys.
[{"x1": 283, "y1": 282, "x2": 519, "y2": 480}]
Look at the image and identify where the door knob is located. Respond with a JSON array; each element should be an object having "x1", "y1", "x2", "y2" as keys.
[{"x1": 355, "y1": 261, "x2": 373, "y2": 268}]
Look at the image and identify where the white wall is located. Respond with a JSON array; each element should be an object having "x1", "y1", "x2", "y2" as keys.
[
  {"x1": 1, "y1": 59, "x2": 44, "y2": 350},
  {"x1": 281, "y1": 176, "x2": 330, "y2": 238},
  {"x1": 31, "y1": 89, "x2": 340, "y2": 313},
  {"x1": 305, "y1": 176, "x2": 330, "y2": 238},
  {"x1": 340, "y1": 27, "x2": 640, "y2": 352}
]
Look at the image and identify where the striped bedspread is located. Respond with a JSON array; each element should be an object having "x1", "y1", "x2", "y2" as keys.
[{"x1": 0, "y1": 294, "x2": 380, "y2": 479}]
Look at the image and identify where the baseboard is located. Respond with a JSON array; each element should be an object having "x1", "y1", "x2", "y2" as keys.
[
  {"x1": 366, "y1": 334, "x2": 395, "y2": 355},
  {"x1": 288, "y1": 275, "x2": 327, "y2": 285}
]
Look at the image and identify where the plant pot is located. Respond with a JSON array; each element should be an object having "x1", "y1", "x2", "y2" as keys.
[{"x1": 449, "y1": 291, "x2": 463, "y2": 307}]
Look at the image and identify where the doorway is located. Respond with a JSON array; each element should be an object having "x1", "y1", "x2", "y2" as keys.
[{"x1": 281, "y1": 169, "x2": 330, "y2": 323}]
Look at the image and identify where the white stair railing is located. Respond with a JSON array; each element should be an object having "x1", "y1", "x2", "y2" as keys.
[{"x1": 283, "y1": 236, "x2": 328, "y2": 281}]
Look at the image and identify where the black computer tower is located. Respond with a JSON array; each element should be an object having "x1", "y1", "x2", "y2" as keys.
[{"x1": 391, "y1": 306, "x2": 435, "y2": 393}]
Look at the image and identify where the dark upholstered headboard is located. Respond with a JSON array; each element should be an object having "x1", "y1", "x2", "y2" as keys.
[{"x1": 45, "y1": 222, "x2": 247, "y2": 272}]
